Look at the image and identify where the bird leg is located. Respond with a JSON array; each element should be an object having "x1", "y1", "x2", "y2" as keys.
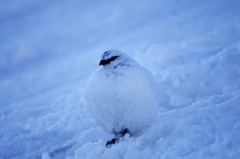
[{"x1": 106, "y1": 129, "x2": 130, "y2": 147}]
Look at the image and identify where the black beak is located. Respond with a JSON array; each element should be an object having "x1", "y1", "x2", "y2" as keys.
[{"x1": 99, "y1": 60, "x2": 106, "y2": 66}]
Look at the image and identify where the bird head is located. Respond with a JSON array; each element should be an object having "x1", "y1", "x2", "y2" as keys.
[{"x1": 99, "y1": 50, "x2": 139, "y2": 68}]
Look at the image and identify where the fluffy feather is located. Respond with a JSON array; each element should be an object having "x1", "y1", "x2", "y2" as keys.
[{"x1": 83, "y1": 50, "x2": 158, "y2": 139}]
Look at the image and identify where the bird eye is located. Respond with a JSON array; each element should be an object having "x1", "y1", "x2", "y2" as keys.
[{"x1": 103, "y1": 51, "x2": 110, "y2": 57}]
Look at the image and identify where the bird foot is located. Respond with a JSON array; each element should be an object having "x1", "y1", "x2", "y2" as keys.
[
  {"x1": 106, "y1": 129, "x2": 130, "y2": 147},
  {"x1": 106, "y1": 138, "x2": 116, "y2": 146}
]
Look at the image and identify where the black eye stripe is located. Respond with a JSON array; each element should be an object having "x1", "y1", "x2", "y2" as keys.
[{"x1": 99, "y1": 56, "x2": 119, "y2": 66}]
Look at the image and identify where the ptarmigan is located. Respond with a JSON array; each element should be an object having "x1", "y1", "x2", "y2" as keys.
[{"x1": 83, "y1": 50, "x2": 158, "y2": 146}]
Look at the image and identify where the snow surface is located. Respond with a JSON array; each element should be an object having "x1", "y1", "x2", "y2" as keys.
[{"x1": 0, "y1": 0, "x2": 240, "y2": 159}]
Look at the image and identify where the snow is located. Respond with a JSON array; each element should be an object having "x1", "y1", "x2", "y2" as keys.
[{"x1": 0, "y1": 0, "x2": 240, "y2": 159}]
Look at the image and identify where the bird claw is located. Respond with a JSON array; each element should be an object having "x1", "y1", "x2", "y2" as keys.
[
  {"x1": 106, "y1": 129, "x2": 130, "y2": 147},
  {"x1": 122, "y1": 129, "x2": 130, "y2": 136},
  {"x1": 106, "y1": 139, "x2": 116, "y2": 147}
]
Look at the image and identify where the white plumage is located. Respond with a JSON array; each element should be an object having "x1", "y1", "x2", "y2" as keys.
[{"x1": 83, "y1": 50, "x2": 158, "y2": 145}]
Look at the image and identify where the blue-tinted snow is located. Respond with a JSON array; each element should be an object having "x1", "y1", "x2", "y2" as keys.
[{"x1": 0, "y1": 0, "x2": 240, "y2": 159}]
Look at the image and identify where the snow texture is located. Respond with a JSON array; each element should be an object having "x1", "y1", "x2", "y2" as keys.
[
  {"x1": 0, "y1": 0, "x2": 240, "y2": 159},
  {"x1": 84, "y1": 50, "x2": 158, "y2": 136}
]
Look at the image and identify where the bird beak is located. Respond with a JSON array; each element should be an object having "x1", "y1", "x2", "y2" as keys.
[{"x1": 99, "y1": 60, "x2": 105, "y2": 66}]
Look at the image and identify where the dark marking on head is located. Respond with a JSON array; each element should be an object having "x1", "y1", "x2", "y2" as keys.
[
  {"x1": 99, "y1": 56, "x2": 119, "y2": 66},
  {"x1": 103, "y1": 51, "x2": 109, "y2": 56}
]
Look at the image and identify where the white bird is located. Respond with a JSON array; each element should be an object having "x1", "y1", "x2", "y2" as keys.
[{"x1": 83, "y1": 50, "x2": 158, "y2": 146}]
